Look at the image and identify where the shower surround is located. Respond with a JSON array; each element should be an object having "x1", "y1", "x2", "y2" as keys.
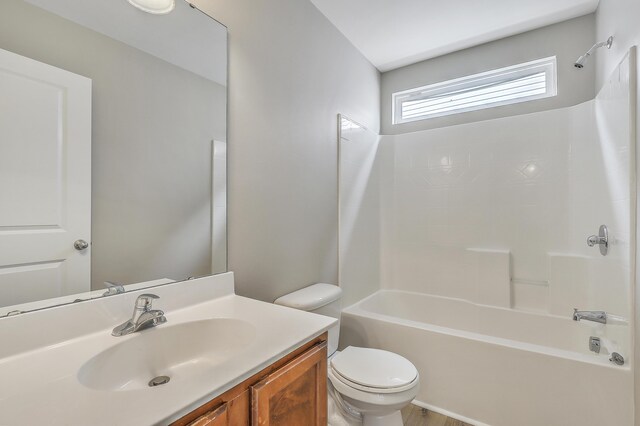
[
  {"x1": 339, "y1": 50, "x2": 635, "y2": 425},
  {"x1": 379, "y1": 54, "x2": 633, "y2": 321}
]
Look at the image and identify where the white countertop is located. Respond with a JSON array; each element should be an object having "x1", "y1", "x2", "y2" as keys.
[{"x1": 0, "y1": 273, "x2": 336, "y2": 425}]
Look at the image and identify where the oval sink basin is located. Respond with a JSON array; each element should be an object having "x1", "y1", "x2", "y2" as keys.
[{"x1": 78, "y1": 318, "x2": 256, "y2": 391}]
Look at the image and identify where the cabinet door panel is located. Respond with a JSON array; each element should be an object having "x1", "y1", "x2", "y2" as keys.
[
  {"x1": 228, "y1": 390, "x2": 250, "y2": 426},
  {"x1": 189, "y1": 403, "x2": 227, "y2": 426},
  {"x1": 251, "y1": 342, "x2": 327, "y2": 426},
  {"x1": 189, "y1": 390, "x2": 249, "y2": 426}
]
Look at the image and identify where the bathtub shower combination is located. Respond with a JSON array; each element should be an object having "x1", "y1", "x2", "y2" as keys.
[
  {"x1": 338, "y1": 50, "x2": 636, "y2": 426},
  {"x1": 341, "y1": 290, "x2": 631, "y2": 426}
]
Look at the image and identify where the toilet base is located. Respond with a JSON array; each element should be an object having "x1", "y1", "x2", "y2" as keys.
[
  {"x1": 328, "y1": 387, "x2": 405, "y2": 426},
  {"x1": 328, "y1": 390, "x2": 361, "y2": 426},
  {"x1": 328, "y1": 393, "x2": 403, "y2": 426},
  {"x1": 363, "y1": 410, "x2": 403, "y2": 426}
]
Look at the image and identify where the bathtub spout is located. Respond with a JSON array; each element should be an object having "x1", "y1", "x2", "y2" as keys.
[{"x1": 573, "y1": 308, "x2": 607, "y2": 324}]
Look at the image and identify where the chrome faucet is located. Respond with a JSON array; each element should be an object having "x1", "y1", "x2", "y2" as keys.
[
  {"x1": 112, "y1": 294, "x2": 167, "y2": 337},
  {"x1": 103, "y1": 281, "x2": 125, "y2": 296},
  {"x1": 573, "y1": 308, "x2": 607, "y2": 324}
]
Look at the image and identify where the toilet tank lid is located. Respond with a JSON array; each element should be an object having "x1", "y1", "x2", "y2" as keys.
[{"x1": 274, "y1": 283, "x2": 342, "y2": 311}]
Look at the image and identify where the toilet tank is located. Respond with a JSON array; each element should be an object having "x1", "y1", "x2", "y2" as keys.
[{"x1": 274, "y1": 283, "x2": 342, "y2": 356}]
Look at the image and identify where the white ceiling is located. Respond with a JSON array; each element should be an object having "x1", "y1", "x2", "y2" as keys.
[
  {"x1": 23, "y1": 0, "x2": 227, "y2": 86},
  {"x1": 310, "y1": 0, "x2": 599, "y2": 72}
]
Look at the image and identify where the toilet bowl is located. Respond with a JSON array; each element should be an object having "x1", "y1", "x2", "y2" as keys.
[
  {"x1": 328, "y1": 346, "x2": 419, "y2": 426},
  {"x1": 274, "y1": 284, "x2": 419, "y2": 426}
]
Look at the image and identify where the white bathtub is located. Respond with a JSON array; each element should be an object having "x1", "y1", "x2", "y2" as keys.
[{"x1": 340, "y1": 290, "x2": 632, "y2": 426}]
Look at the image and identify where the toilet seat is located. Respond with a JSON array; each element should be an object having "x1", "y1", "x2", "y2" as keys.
[
  {"x1": 328, "y1": 366, "x2": 420, "y2": 411},
  {"x1": 330, "y1": 347, "x2": 418, "y2": 394}
]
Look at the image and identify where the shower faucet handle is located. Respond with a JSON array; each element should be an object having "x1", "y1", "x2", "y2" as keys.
[{"x1": 586, "y1": 224, "x2": 608, "y2": 256}]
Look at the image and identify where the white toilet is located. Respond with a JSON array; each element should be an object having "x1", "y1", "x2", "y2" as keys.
[{"x1": 275, "y1": 283, "x2": 419, "y2": 426}]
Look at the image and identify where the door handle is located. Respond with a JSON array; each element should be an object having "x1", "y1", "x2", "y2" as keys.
[{"x1": 74, "y1": 239, "x2": 89, "y2": 251}]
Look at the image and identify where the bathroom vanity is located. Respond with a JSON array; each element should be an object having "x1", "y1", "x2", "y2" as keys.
[
  {"x1": 0, "y1": 273, "x2": 335, "y2": 425},
  {"x1": 173, "y1": 333, "x2": 327, "y2": 426}
]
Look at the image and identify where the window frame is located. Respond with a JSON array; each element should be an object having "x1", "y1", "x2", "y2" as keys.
[{"x1": 392, "y1": 56, "x2": 558, "y2": 125}]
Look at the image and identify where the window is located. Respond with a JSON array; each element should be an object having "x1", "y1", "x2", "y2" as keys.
[{"x1": 392, "y1": 56, "x2": 557, "y2": 124}]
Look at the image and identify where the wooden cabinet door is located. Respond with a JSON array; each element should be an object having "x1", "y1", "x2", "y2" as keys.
[
  {"x1": 251, "y1": 342, "x2": 327, "y2": 426},
  {"x1": 189, "y1": 390, "x2": 250, "y2": 426}
]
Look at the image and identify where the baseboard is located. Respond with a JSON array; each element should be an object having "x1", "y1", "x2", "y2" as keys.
[{"x1": 411, "y1": 399, "x2": 492, "y2": 426}]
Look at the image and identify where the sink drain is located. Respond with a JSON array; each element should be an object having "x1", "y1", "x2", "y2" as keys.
[{"x1": 148, "y1": 376, "x2": 171, "y2": 387}]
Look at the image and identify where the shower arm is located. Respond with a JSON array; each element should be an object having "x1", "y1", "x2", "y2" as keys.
[
  {"x1": 575, "y1": 36, "x2": 613, "y2": 68},
  {"x1": 584, "y1": 37, "x2": 614, "y2": 58}
]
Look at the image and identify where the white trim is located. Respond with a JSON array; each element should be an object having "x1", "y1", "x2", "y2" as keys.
[{"x1": 392, "y1": 56, "x2": 557, "y2": 124}]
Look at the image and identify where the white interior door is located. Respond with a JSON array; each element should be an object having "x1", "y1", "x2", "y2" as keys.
[{"x1": 0, "y1": 48, "x2": 91, "y2": 310}]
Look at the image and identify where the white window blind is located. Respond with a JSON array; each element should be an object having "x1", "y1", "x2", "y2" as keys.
[{"x1": 392, "y1": 56, "x2": 557, "y2": 124}]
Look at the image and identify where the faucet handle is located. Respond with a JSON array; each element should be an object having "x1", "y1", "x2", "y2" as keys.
[{"x1": 135, "y1": 294, "x2": 159, "y2": 310}]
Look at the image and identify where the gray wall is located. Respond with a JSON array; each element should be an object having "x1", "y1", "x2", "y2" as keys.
[
  {"x1": 381, "y1": 14, "x2": 596, "y2": 135},
  {"x1": 593, "y1": 1, "x2": 640, "y2": 424},
  {"x1": 0, "y1": 0, "x2": 227, "y2": 290},
  {"x1": 193, "y1": 0, "x2": 381, "y2": 302}
]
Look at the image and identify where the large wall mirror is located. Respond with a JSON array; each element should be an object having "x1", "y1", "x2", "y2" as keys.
[{"x1": 0, "y1": 0, "x2": 227, "y2": 316}]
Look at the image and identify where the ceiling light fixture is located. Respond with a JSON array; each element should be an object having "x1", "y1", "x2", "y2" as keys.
[{"x1": 127, "y1": 0, "x2": 175, "y2": 15}]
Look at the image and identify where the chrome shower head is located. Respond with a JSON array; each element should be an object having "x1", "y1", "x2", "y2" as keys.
[{"x1": 574, "y1": 36, "x2": 613, "y2": 69}]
